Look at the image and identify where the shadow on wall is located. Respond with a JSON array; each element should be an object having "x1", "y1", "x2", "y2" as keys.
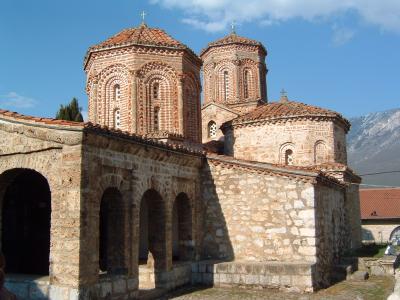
[{"x1": 200, "y1": 163, "x2": 234, "y2": 262}]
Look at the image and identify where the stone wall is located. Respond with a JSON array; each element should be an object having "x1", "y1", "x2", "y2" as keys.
[
  {"x1": 201, "y1": 156, "x2": 319, "y2": 263},
  {"x1": 77, "y1": 129, "x2": 202, "y2": 298},
  {"x1": 314, "y1": 184, "x2": 347, "y2": 288},
  {"x1": 224, "y1": 119, "x2": 347, "y2": 166},
  {"x1": 0, "y1": 118, "x2": 84, "y2": 294},
  {"x1": 362, "y1": 220, "x2": 400, "y2": 243}
]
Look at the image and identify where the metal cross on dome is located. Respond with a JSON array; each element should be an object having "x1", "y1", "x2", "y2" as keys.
[
  {"x1": 140, "y1": 11, "x2": 147, "y2": 24},
  {"x1": 231, "y1": 21, "x2": 236, "y2": 34},
  {"x1": 280, "y1": 88, "x2": 288, "y2": 97}
]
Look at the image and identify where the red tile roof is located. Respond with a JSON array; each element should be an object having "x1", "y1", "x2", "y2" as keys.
[
  {"x1": 91, "y1": 24, "x2": 185, "y2": 50},
  {"x1": 360, "y1": 188, "x2": 400, "y2": 219},
  {"x1": 85, "y1": 24, "x2": 200, "y2": 67},
  {"x1": 224, "y1": 100, "x2": 350, "y2": 130},
  {"x1": 0, "y1": 109, "x2": 83, "y2": 127},
  {"x1": 200, "y1": 33, "x2": 266, "y2": 56}
]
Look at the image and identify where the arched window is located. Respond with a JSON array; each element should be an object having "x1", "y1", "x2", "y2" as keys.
[
  {"x1": 285, "y1": 149, "x2": 293, "y2": 166},
  {"x1": 243, "y1": 70, "x2": 249, "y2": 99},
  {"x1": 314, "y1": 141, "x2": 327, "y2": 164},
  {"x1": 223, "y1": 71, "x2": 229, "y2": 101},
  {"x1": 208, "y1": 121, "x2": 217, "y2": 138},
  {"x1": 114, "y1": 84, "x2": 121, "y2": 102},
  {"x1": 114, "y1": 109, "x2": 121, "y2": 129},
  {"x1": 154, "y1": 107, "x2": 160, "y2": 132},
  {"x1": 153, "y1": 82, "x2": 159, "y2": 100}
]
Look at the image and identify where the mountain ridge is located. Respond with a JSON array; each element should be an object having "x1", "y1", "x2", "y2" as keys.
[{"x1": 347, "y1": 107, "x2": 400, "y2": 188}]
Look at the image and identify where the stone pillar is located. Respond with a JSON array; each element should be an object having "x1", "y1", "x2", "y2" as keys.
[
  {"x1": 177, "y1": 74, "x2": 184, "y2": 134},
  {"x1": 131, "y1": 70, "x2": 137, "y2": 133},
  {"x1": 92, "y1": 81, "x2": 98, "y2": 124}
]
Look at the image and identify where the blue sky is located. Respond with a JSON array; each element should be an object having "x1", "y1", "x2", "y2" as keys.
[{"x1": 0, "y1": 0, "x2": 399, "y2": 119}]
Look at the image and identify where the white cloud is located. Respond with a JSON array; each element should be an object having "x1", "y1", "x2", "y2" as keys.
[
  {"x1": 151, "y1": 0, "x2": 400, "y2": 33},
  {"x1": 0, "y1": 92, "x2": 38, "y2": 109},
  {"x1": 332, "y1": 26, "x2": 356, "y2": 46}
]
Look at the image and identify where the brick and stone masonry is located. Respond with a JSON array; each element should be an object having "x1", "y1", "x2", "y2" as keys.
[{"x1": 0, "y1": 21, "x2": 362, "y2": 300}]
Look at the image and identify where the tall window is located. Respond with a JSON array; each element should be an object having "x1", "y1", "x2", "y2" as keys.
[
  {"x1": 223, "y1": 71, "x2": 229, "y2": 101},
  {"x1": 285, "y1": 149, "x2": 293, "y2": 165},
  {"x1": 154, "y1": 107, "x2": 160, "y2": 131},
  {"x1": 208, "y1": 121, "x2": 217, "y2": 138},
  {"x1": 153, "y1": 82, "x2": 159, "y2": 99},
  {"x1": 243, "y1": 70, "x2": 249, "y2": 99},
  {"x1": 114, "y1": 109, "x2": 121, "y2": 129},
  {"x1": 314, "y1": 141, "x2": 327, "y2": 164},
  {"x1": 114, "y1": 84, "x2": 121, "y2": 102}
]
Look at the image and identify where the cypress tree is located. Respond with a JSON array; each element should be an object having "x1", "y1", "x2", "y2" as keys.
[{"x1": 55, "y1": 98, "x2": 84, "y2": 122}]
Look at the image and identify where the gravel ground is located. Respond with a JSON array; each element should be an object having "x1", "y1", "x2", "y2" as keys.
[{"x1": 158, "y1": 276, "x2": 394, "y2": 300}]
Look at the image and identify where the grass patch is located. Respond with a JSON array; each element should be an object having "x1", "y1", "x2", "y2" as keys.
[{"x1": 348, "y1": 243, "x2": 389, "y2": 258}]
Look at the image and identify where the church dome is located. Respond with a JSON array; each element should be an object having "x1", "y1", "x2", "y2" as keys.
[
  {"x1": 200, "y1": 32, "x2": 267, "y2": 56},
  {"x1": 226, "y1": 100, "x2": 350, "y2": 131},
  {"x1": 84, "y1": 24, "x2": 199, "y2": 67}
]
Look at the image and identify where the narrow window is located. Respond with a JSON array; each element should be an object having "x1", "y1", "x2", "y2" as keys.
[
  {"x1": 153, "y1": 82, "x2": 159, "y2": 99},
  {"x1": 114, "y1": 84, "x2": 121, "y2": 102},
  {"x1": 285, "y1": 149, "x2": 293, "y2": 165},
  {"x1": 208, "y1": 121, "x2": 217, "y2": 138},
  {"x1": 244, "y1": 70, "x2": 249, "y2": 99},
  {"x1": 223, "y1": 71, "x2": 229, "y2": 101},
  {"x1": 114, "y1": 109, "x2": 121, "y2": 129},
  {"x1": 154, "y1": 107, "x2": 160, "y2": 131}
]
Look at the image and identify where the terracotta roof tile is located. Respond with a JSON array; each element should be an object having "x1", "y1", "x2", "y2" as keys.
[
  {"x1": 200, "y1": 33, "x2": 266, "y2": 56},
  {"x1": 360, "y1": 188, "x2": 400, "y2": 219},
  {"x1": 91, "y1": 24, "x2": 185, "y2": 50},
  {"x1": 85, "y1": 24, "x2": 200, "y2": 68},
  {"x1": 0, "y1": 109, "x2": 204, "y2": 156},
  {"x1": 0, "y1": 109, "x2": 83, "y2": 127},
  {"x1": 225, "y1": 100, "x2": 350, "y2": 130}
]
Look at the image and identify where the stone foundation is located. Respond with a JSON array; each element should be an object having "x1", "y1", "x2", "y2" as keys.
[{"x1": 192, "y1": 260, "x2": 315, "y2": 292}]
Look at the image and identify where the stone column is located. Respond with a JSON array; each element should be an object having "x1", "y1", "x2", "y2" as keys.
[
  {"x1": 92, "y1": 81, "x2": 98, "y2": 124},
  {"x1": 177, "y1": 74, "x2": 184, "y2": 134},
  {"x1": 130, "y1": 70, "x2": 137, "y2": 133}
]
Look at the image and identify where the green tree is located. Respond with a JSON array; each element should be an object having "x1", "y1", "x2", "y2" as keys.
[{"x1": 55, "y1": 97, "x2": 84, "y2": 122}]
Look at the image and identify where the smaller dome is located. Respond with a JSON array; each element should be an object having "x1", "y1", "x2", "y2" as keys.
[
  {"x1": 200, "y1": 33, "x2": 266, "y2": 57},
  {"x1": 226, "y1": 100, "x2": 350, "y2": 131}
]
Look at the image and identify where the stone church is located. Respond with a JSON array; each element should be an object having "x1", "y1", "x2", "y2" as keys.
[{"x1": 0, "y1": 21, "x2": 361, "y2": 300}]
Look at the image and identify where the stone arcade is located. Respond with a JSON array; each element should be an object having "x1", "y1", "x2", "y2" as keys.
[{"x1": 0, "y1": 21, "x2": 361, "y2": 299}]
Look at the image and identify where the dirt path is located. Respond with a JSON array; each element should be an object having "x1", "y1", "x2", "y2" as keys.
[{"x1": 162, "y1": 276, "x2": 394, "y2": 300}]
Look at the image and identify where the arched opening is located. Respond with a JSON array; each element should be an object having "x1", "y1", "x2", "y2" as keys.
[
  {"x1": 314, "y1": 141, "x2": 327, "y2": 164},
  {"x1": 139, "y1": 189, "x2": 166, "y2": 289},
  {"x1": 390, "y1": 226, "x2": 400, "y2": 242},
  {"x1": 285, "y1": 149, "x2": 293, "y2": 166},
  {"x1": 172, "y1": 193, "x2": 193, "y2": 263},
  {"x1": 1, "y1": 169, "x2": 51, "y2": 275},
  {"x1": 208, "y1": 121, "x2": 217, "y2": 138},
  {"x1": 99, "y1": 187, "x2": 126, "y2": 275}
]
